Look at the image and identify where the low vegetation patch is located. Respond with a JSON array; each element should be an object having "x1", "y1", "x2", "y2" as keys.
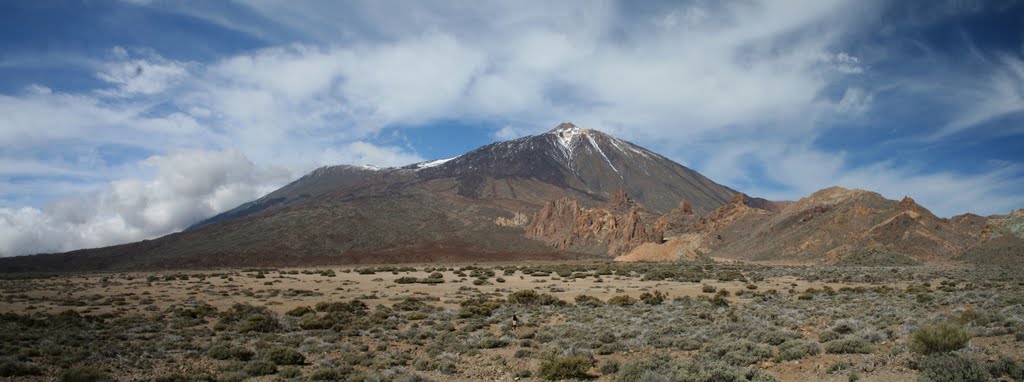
[
  {"x1": 539, "y1": 356, "x2": 591, "y2": 380},
  {"x1": 910, "y1": 321, "x2": 972, "y2": 355}
]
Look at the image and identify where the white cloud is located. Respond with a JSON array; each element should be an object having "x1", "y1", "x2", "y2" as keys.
[
  {"x1": 97, "y1": 47, "x2": 190, "y2": 96},
  {"x1": 835, "y1": 87, "x2": 873, "y2": 116},
  {"x1": 317, "y1": 141, "x2": 424, "y2": 168},
  {"x1": 931, "y1": 54, "x2": 1024, "y2": 139},
  {"x1": 0, "y1": 149, "x2": 291, "y2": 257}
]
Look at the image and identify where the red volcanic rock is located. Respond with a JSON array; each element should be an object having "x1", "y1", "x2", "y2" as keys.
[{"x1": 526, "y1": 193, "x2": 663, "y2": 257}]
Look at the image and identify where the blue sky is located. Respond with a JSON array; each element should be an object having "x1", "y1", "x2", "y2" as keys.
[{"x1": 1, "y1": 0, "x2": 1023, "y2": 256}]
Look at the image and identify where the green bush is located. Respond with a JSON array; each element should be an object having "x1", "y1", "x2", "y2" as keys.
[
  {"x1": 702, "y1": 285, "x2": 716, "y2": 293},
  {"x1": 457, "y1": 297, "x2": 501, "y2": 318},
  {"x1": 264, "y1": 347, "x2": 305, "y2": 365},
  {"x1": 244, "y1": 360, "x2": 277, "y2": 376},
  {"x1": 58, "y1": 366, "x2": 112, "y2": 382},
  {"x1": 917, "y1": 353, "x2": 989, "y2": 382},
  {"x1": 775, "y1": 339, "x2": 821, "y2": 361},
  {"x1": 607, "y1": 295, "x2": 637, "y2": 306},
  {"x1": 308, "y1": 368, "x2": 344, "y2": 380},
  {"x1": 315, "y1": 300, "x2": 368, "y2": 313},
  {"x1": 285, "y1": 306, "x2": 314, "y2": 317},
  {"x1": 988, "y1": 357, "x2": 1024, "y2": 380},
  {"x1": 508, "y1": 290, "x2": 564, "y2": 306},
  {"x1": 599, "y1": 360, "x2": 620, "y2": 375},
  {"x1": 574, "y1": 295, "x2": 604, "y2": 307},
  {"x1": 707, "y1": 339, "x2": 774, "y2": 366},
  {"x1": 298, "y1": 314, "x2": 333, "y2": 330},
  {"x1": 539, "y1": 356, "x2": 591, "y2": 380},
  {"x1": 207, "y1": 344, "x2": 255, "y2": 361},
  {"x1": 278, "y1": 366, "x2": 303, "y2": 378},
  {"x1": 217, "y1": 304, "x2": 281, "y2": 333},
  {"x1": 910, "y1": 321, "x2": 972, "y2": 355},
  {"x1": 639, "y1": 290, "x2": 666, "y2": 305},
  {"x1": 825, "y1": 337, "x2": 873, "y2": 354},
  {"x1": 0, "y1": 359, "x2": 42, "y2": 377}
]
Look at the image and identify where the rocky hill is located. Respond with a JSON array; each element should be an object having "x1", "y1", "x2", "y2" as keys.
[
  {"x1": 959, "y1": 209, "x2": 1024, "y2": 264},
  {"x1": 616, "y1": 187, "x2": 996, "y2": 263}
]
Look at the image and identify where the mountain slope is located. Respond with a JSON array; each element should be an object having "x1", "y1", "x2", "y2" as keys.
[{"x1": 1, "y1": 123, "x2": 739, "y2": 272}]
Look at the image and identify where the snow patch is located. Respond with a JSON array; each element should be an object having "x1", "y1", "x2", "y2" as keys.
[
  {"x1": 586, "y1": 134, "x2": 621, "y2": 176},
  {"x1": 608, "y1": 137, "x2": 651, "y2": 159},
  {"x1": 550, "y1": 124, "x2": 583, "y2": 157},
  {"x1": 413, "y1": 156, "x2": 458, "y2": 170}
]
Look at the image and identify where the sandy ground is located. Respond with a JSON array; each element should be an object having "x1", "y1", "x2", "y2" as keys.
[
  {"x1": 1, "y1": 261, "x2": 1014, "y2": 382},
  {"x1": 0, "y1": 264, "x2": 903, "y2": 317}
]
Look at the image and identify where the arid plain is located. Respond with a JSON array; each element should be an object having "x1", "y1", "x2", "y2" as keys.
[{"x1": 2, "y1": 260, "x2": 1023, "y2": 381}]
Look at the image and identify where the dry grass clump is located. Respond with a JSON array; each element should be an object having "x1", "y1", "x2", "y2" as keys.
[{"x1": 910, "y1": 321, "x2": 972, "y2": 355}]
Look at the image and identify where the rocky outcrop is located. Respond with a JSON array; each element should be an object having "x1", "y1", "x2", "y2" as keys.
[
  {"x1": 979, "y1": 209, "x2": 1024, "y2": 242},
  {"x1": 494, "y1": 211, "x2": 529, "y2": 227},
  {"x1": 655, "y1": 200, "x2": 697, "y2": 237},
  {"x1": 526, "y1": 194, "x2": 663, "y2": 257}
]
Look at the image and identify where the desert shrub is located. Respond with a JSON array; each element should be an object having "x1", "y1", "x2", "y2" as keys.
[
  {"x1": 0, "y1": 359, "x2": 42, "y2": 377},
  {"x1": 395, "y1": 277, "x2": 418, "y2": 284},
  {"x1": 217, "y1": 304, "x2": 280, "y2": 333},
  {"x1": 475, "y1": 336, "x2": 510, "y2": 349},
  {"x1": 152, "y1": 373, "x2": 191, "y2": 382},
  {"x1": 910, "y1": 321, "x2": 972, "y2": 355},
  {"x1": 711, "y1": 293, "x2": 730, "y2": 307},
  {"x1": 216, "y1": 372, "x2": 247, "y2": 382},
  {"x1": 58, "y1": 366, "x2": 112, "y2": 382},
  {"x1": 640, "y1": 290, "x2": 667, "y2": 305},
  {"x1": 298, "y1": 314, "x2": 333, "y2": 330},
  {"x1": 514, "y1": 370, "x2": 533, "y2": 378},
  {"x1": 827, "y1": 360, "x2": 852, "y2": 374},
  {"x1": 285, "y1": 306, "x2": 314, "y2": 317},
  {"x1": 702, "y1": 285, "x2": 716, "y2": 293},
  {"x1": 599, "y1": 360, "x2": 620, "y2": 375},
  {"x1": 207, "y1": 344, "x2": 255, "y2": 361},
  {"x1": 707, "y1": 339, "x2": 774, "y2": 366},
  {"x1": 539, "y1": 356, "x2": 592, "y2": 380},
  {"x1": 315, "y1": 300, "x2": 368, "y2": 314},
  {"x1": 508, "y1": 290, "x2": 565, "y2": 306},
  {"x1": 278, "y1": 366, "x2": 302, "y2": 378},
  {"x1": 749, "y1": 329, "x2": 795, "y2": 346},
  {"x1": 830, "y1": 319, "x2": 862, "y2": 335},
  {"x1": 264, "y1": 347, "x2": 305, "y2": 365},
  {"x1": 775, "y1": 339, "x2": 821, "y2": 361},
  {"x1": 244, "y1": 360, "x2": 277, "y2": 376},
  {"x1": 574, "y1": 295, "x2": 604, "y2": 307},
  {"x1": 988, "y1": 357, "x2": 1024, "y2": 380},
  {"x1": 825, "y1": 337, "x2": 872, "y2": 354},
  {"x1": 308, "y1": 367, "x2": 344, "y2": 380},
  {"x1": 917, "y1": 353, "x2": 989, "y2": 382},
  {"x1": 818, "y1": 330, "x2": 842, "y2": 343},
  {"x1": 457, "y1": 297, "x2": 501, "y2": 318},
  {"x1": 608, "y1": 295, "x2": 637, "y2": 306}
]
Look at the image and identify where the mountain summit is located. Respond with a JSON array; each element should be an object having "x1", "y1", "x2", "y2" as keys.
[{"x1": 2, "y1": 123, "x2": 739, "y2": 271}]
